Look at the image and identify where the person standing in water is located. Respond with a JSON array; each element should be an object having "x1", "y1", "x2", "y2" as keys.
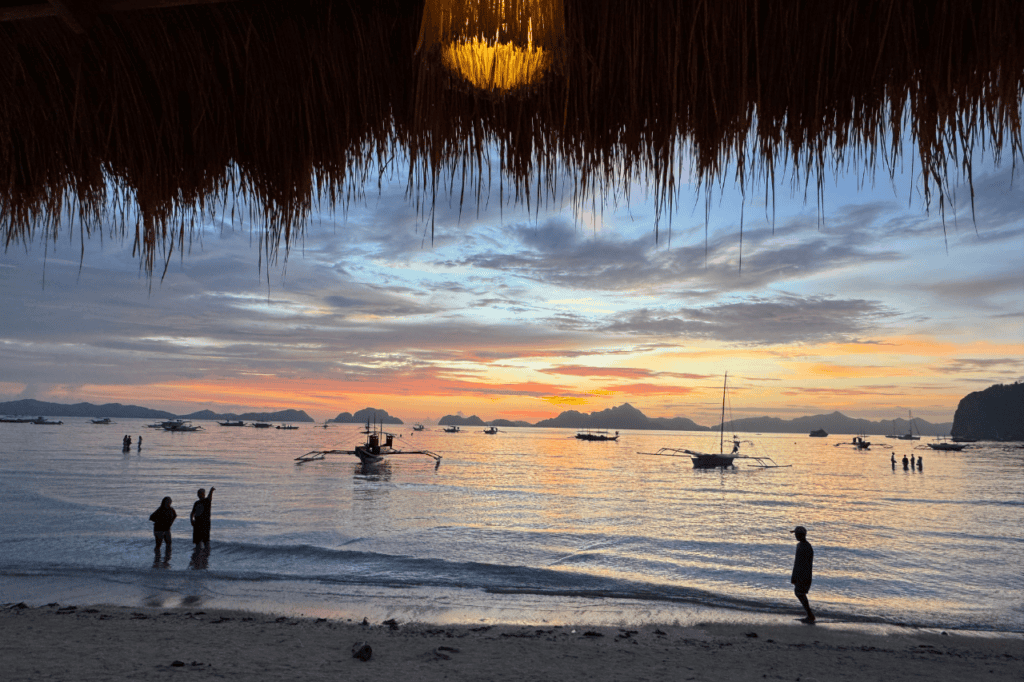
[
  {"x1": 789, "y1": 525, "x2": 815, "y2": 623},
  {"x1": 890, "y1": 452, "x2": 896, "y2": 470},
  {"x1": 149, "y1": 496, "x2": 176, "y2": 551},
  {"x1": 190, "y1": 487, "x2": 216, "y2": 548}
]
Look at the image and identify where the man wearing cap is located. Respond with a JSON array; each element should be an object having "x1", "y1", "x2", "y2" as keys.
[{"x1": 790, "y1": 525, "x2": 815, "y2": 623}]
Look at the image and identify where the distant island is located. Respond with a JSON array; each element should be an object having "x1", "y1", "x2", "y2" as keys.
[
  {"x1": 437, "y1": 402, "x2": 954, "y2": 435},
  {"x1": 0, "y1": 399, "x2": 313, "y2": 423},
  {"x1": 330, "y1": 407, "x2": 403, "y2": 425},
  {"x1": 951, "y1": 382, "x2": 1024, "y2": 441},
  {"x1": 29, "y1": 390, "x2": 1024, "y2": 437}
]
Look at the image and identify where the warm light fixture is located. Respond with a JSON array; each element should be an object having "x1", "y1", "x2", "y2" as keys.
[{"x1": 417, "y1": 0, "x2": 565, "y2": 94}]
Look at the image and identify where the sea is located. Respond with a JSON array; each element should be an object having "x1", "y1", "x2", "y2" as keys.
[{"x1": 1, "y1": 419, "x2": 1022, "y2": 632}]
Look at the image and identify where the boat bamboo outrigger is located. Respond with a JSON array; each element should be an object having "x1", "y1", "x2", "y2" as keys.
[
  {"x1": 296, "y1": 423, "x2": 441, "y2": 466},
  {"x1": 638, "y1": 373, "x2": 789, "y2": 469}
]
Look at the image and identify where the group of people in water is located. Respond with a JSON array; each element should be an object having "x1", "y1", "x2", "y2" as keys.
[
  {"x1": 122, "y1": 434, "x2": 141, "y2": 451},
  {"x1": 891, "y1": 452, "x2": 923, "y2": 470},
  {"x1": 148, "y1": 486, "x2": 216, "y2": 556}
]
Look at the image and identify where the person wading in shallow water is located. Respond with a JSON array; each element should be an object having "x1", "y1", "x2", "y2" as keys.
[
  {"x1": 790, "y1": 525, "x2": 815, "y2": 623},
  {"x1": 190, "y1": 487, "x2": 215, "y2": 549},
  {"x1": 149, "y1": 496, "x2": 176, "y2": 551}
]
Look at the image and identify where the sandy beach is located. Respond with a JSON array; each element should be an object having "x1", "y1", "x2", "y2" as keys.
[{"x1": 2, "y1": 604, "x2": 1020, "y2": 682}]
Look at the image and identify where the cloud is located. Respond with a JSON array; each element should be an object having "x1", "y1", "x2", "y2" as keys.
[
  {"x1": 538, "y1": 365, "x2": 710, "y2": 381},
  {"x1": 600, "y1": 295, "x2": 893, "y2": 345}
]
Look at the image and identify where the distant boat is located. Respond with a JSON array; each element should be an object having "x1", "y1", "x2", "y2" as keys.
[
  {"x1": 252, "y1": 422, "x2": 272, "y2": 428},
  {"x1": 951, "y1": 437, "x2": 977, "y2": 443},
  {"x1": 412, "y1": 423, "x2": 425, "y2": 431},
  {"x1": 31, "y1": 416, "x2": 63, "y2": 425},
  {"x1": 442, "y1": 425, "x2": 461, "y2": 433},
  {"x1": 218, "y1": 420, "x2": 246, "y2": 427},
  {"x1": 483, "y1": 426, "x2": 499, "y2": 434},
  {"x1": 162, "y1": 420, "x2": 202, "y2": 432},
  {"x1": 809, "y1": 428, "x2": 828, "y2": 437},
  {"x1": 852, "y1": 436, "x2": 871, "y2": 450},
  {"x1": 90, "y1": 417, "x2": 112, "y2": 424},
  {"x1": 928, "y1": 436, "x2": 966, "y2": 451},
  {"x1": 575, "y1": 429, "x2": 618, "y2": 441},
  {"x1": 276, "y1": 424, "x2": 299, "y2": 430},
  {"x1": 895, "y1": 410, "x2": 921, "y2": 440}
]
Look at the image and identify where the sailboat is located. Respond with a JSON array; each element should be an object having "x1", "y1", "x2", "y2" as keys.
[
  {"x1": 895, "y1": 410, "x2": 921, "y2": 440},
  {"x1": 637, "y1": 373, "x2": 788, "y2": 469},
  {"x1": 687, "y1": 373, "x2": 741, "y2": 468}
]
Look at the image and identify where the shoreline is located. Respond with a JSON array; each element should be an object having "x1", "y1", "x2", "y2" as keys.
[{"x1": 2, "y1": 603, "x2": 1021, "y2": 682}]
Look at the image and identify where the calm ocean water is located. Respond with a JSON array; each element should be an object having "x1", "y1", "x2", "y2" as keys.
[{"x1": 1, "y1": 419, "x2": 1021, "y2": 631}]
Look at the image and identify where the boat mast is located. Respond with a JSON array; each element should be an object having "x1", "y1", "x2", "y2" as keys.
[{"x1": 719, "y1": 372, "x2": 727, "y2": 455}]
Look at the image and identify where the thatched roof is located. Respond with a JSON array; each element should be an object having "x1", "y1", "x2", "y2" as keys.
[{"x1": 2, "y1": 0, "x2": 1021, "y2": 272}]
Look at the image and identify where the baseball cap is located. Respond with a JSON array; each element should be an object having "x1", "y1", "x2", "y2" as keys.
[{"x1": 789, "y1": 526, "x2": 807, "y2": 534}]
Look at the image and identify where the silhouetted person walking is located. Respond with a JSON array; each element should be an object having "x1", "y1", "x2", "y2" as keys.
[
  {"x1": 190, "y1": 487, "x2": 215, "y2": 549},
  {"x1": 902, "y1": 454, "x2": 909, "y2": 470},
  {"x1": 790, "y1": 525, "x2": 815, "y2": 623},
  {"x1": 149, "y1": 496, "x2": 176, "y2": 551},
  {"x1": 891, "y1": 452, "x2": 896, "y2": 470}
]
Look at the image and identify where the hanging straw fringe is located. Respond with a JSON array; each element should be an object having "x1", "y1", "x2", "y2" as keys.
[{"x1": 1, "y1": 0, "x2": 1020, "y2": 274}]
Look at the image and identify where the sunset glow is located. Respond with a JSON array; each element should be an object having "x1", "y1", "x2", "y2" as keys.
[{"x1": 0, "y1": 158, "x2": 1020, "y2": 427}]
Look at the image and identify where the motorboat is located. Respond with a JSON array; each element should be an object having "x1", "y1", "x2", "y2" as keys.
[
  {"x1": 276, "y1": 424, "x2": 299, "y2": 430},
  {"x1": 575, "y1": 429, "x2": 618, "y2": 441},
  {"x1": 852, "y1": 436, "x2": 871, "y2": 450},
  {"x1": 809, "y1": 428, "x2": 828, "y2": 437},
  {"x1": 413, "y1": 423, "x2": 425, "y2": 431},
  {"x1": 218, "y1": 420, "x2": 246, "y2": 427},
  {"x1": 31, "y1": 416, "x2": 63, "y2": 425},
  {"x1": 90, "y1": 417, "x2": 112, "y2": 424},
  {"x1": 162, "y1": 420, "x2": 202, "y2": 432},
  {"x1": 483, "y1": 426, "x2": 499, "y2": 434},
  {"x1": 442, "y1": 425, "x2": 461, "y2": 433},
  {"x1": 252, "y1": 422, "x2": 272, "y2": 428},
  {"x1": 928, "y1": 437, "x2": 966, "y2": 451}
]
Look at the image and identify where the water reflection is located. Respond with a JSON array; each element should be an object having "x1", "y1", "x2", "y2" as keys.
[
  {"x1": 152, "y1": 547, "x2": 171, "y2": 569},
  {"x1": 189, "y1": 546, "x2": 210, "y2": 570},
  {"x1": 354, "y1": 460, "x2": 392, "y2": 481}
]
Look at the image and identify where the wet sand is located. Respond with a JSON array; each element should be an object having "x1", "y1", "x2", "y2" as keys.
[{"x1": 1, "y1": 603, "x2": 1021, "y2": 681}]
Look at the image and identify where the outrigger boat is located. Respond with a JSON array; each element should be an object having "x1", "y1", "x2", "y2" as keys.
[
  {"x1": 296, "y1": 423, "x2": 441, "y2": 466},
  {"x1": 483, "y1": 426, "x2": 500, "y2": 434},
  {"x1": 218, "y1": 420, "x2": 246, "y2": 426},
  {"x1": 442, "y1": 425, "x2": 461, "y2": 433},
  {"x1": 90, "y1": 417, "x2": 112, "y2": 424},
  {"x1": 413, "y1": 423, "x2": 425, "y2": 431},
  {"x1": 638, "y1": 373, "x2": 789, "y2": 469}
]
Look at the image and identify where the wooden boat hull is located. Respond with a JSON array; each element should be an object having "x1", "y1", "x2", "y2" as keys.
[
  {"x1": 690, "y1": 454, "x2": 736, "y2": 469},
  {"x1": 928, "y1": 442, "x2": 965, "y2": 451}
]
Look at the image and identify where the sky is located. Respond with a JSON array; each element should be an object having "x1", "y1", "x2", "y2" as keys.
[{"x1": 1, "y1": 150, "x2": 1021, "y2": 427}]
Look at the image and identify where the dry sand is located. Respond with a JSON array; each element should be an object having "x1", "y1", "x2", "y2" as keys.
[{"x1": 2, "y1": 603, "x2": 1021, "y2": 682}]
